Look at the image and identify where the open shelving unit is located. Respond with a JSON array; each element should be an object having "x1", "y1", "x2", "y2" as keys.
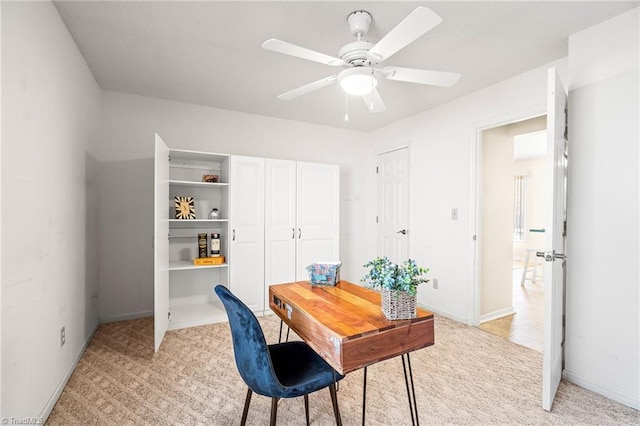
[{"x1": 158, "y1": 145, "x2": 231, "y2": 336}]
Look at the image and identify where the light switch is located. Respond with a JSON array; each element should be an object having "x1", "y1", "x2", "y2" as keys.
[{"x1": 451, "y1": 208, "x2": 459, "y2": 220}]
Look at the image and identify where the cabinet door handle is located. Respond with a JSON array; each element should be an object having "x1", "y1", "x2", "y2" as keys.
[
  {"x1": 298, "y1": 228, "x2": 302, "y2": 239},
  {"x1": 233, "y1": 229, "x2": 236, "y2": 241},
  {"x1": 292, "y1": 228, "x2": 295, "y2": 239}
]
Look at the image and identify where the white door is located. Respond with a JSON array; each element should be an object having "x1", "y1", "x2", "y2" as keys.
[
  {"x1": 265, "y1": 159, "x2": 297, "y2": 307},
  {"x1": 230, "y1": 156, "x2": 265, "y2": 312},
  {"x1": 153, "y1": 134, "x2": 170, "y2": 352},
  {"x1": 541, "y1": 67, "x2": 568, "y2": 411},
  {"x1": 377, "y1": 148, "x2": 410, "y2": 263},
  {"x1": 295, "y1": 162, "x2": 340, "y2": 279}
]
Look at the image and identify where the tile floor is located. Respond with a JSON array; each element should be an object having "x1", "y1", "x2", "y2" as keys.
[{"x1": 478, "y1": 260, "x2": 544, "y2": 352}]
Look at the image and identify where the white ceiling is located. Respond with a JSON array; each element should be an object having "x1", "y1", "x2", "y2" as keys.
[{"x1": 54, "y1": 1, "x2": 638, "y2": 132}]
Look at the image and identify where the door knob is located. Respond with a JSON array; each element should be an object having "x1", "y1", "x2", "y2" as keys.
[
  {"x1": 536, "y1": 250, "x2": 566, "y2": 262},
  {"x1": 397, "y1": 229, "x2": 407, "y2": 235}
]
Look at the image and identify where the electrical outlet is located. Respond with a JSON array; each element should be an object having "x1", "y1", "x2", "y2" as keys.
[
  {"x1": 60, "y1": 326, "x2": 66, "y2": 347},
  {"x1": 433, "y1": 278, "x2": 439, "y2": 290}
]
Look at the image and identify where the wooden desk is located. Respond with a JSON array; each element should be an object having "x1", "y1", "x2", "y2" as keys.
[{"x1": 268, "y1": 280, "x2": 435, "y2": 375}]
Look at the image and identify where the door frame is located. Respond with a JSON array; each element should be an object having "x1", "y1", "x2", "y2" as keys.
[
  {"x1": 376, "y1": 143, "x2": 411, "y2": 260},
  {"x1": 468, "y1": 105, "x2": 546, "y2": 327}
]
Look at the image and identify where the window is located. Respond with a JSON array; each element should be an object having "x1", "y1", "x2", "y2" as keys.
[{"x1": 513, "y1": 175, "x2": 526, "y2": 241}]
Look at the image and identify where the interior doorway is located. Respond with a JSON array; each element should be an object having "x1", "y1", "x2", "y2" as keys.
[{"x1": 477, "y1": 115, "x2": 548, "y2": 352}]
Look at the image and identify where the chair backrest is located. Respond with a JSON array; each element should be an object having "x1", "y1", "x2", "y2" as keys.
[{"x1": 215, "y1": 285, "x2": 282, "y2": 396}]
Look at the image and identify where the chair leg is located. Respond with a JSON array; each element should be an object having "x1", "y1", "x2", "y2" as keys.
[
  {"x1": 241, "y1": 388, "x2": 252, "y2": 426},
  {"x1": 304, "y1": 394, "x2": 310, "y2": 426},
  {"x1": 329, "y1": 383, "x2": 342, "y2": 426},
  {"x1": 270, "y1": 397, "x2": 279, "y2": 426}
]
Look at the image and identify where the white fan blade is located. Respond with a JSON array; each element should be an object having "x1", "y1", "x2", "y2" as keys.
[
  {"x1": 277, "y1": 75, "x2": 337, "y2": 100},
  {"x1": 263, "y1": 39, "x2": 346, "y2": 66},
  {"x1": 368, "y1": 7, "x2": 443, "y2": 62},
  {"x1": 362, "y1": 88, "x2": 386, "y2": 113},
  {"x1": 383, "y1": 66, "x2": 461, "y2": 87}
]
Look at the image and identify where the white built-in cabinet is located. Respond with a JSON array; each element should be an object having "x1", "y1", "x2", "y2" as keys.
[
  {"x1": 264, "y1": 159, "x2": 340, "y2": 309},
  {"x1": 229, "y1": 156, "x2": 265, "y2": 312},
  {"x1": 154, "y1": 136, "x2": 339, "y2": 352}
]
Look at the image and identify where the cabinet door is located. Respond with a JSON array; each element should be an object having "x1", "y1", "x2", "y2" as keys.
[
  {"x1": 154, "y1": 134, "x2": 170, "y2": 352},
  {"x1": 265, "y1": 159, "x2": 297, "y2": 306},
  {"x1": 296, "y1": 162, "x2": 340, "y2": 279},
  {"x1": 230, "y1": 156, "x2": 265, "y2": 311}
]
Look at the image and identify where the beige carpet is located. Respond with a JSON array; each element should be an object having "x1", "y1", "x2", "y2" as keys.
[{"x1": 46, "y1": 315, "x2": 638, "y2": 425}]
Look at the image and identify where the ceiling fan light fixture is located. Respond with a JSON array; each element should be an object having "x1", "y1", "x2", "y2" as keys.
[{"x1": 338, "y1": 67, "x2": 378, "y2": 96}]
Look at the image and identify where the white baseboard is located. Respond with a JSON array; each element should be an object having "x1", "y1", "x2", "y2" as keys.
[
  {"x1": 563, "y1": 370, "x2": 640, "y2": 410},
  {"x1": 39, "y1": 321, "x2": 100, "y2": 421},
  {"x1": 99, "y1": 310, "x2": 153, "y2": 324},
  {"x1": 417, "y1": 302, "x2": 468, "y2": 324},
  {"x1": 479, "y1": 307, "x2": 516, "y2": 323}
]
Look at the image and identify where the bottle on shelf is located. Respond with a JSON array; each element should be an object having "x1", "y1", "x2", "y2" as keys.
[
  {"x1": 197, "y1": 233, "x2": 207, "y2": 258},
  {"x1": 208, "y1": 208, "x2": 220, "y2": 219},
  {"x1": 210, "y1": 233, "x2": 221, "y2": 257}
]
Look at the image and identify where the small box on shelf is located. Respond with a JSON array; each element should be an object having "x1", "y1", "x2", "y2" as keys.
[
  {"x1": 193, "y1": 256, "x2": 225, "y2": 266},
  {"x1": 202, "y1": 174, "x2": 219, "y2": 183}
]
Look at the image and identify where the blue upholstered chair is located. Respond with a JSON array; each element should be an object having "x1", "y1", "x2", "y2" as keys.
[{"x1": 215, "y1": 285, "x2": 344, "y2": 426}]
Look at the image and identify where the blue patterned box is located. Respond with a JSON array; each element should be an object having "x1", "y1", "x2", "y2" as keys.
[{"x1": 306, "y1": 262, "x2": 341, "y2": 286}]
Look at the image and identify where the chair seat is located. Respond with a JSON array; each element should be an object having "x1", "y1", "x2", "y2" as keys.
[{"x1": 269, "y1": 342, "x2": 345, "y2": 399}]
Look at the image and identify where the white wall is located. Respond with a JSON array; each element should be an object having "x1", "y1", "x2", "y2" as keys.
[
  {"x1": 1, "y1": 1, "x2": 101, "y2": 419},
  {"x1": 98, "y1": 91, "x2": 368, "y2": 321},
  {"x1": 480, "y1": 126, "x2": 514, "y2": 318},
  {"x1": 369, "y1": 59, "x2": 568, "y2": 322},
  {"x1": 513, "y1": 157, "x2": 546, "y2": 260},
  {"x1": 564, "y1": 8, "x2": 639, "y2": 409}
]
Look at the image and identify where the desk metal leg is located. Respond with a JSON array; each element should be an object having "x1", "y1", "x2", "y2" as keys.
[
  {"x1": 402, "y1": 353, "x2": 419, "y2": 426},
  {"x1": 361, "y1": 367, "x2": 368, "y2": 426},
  {"x1": 278, "y1": 320, "x2": 291, "y2": 344}
]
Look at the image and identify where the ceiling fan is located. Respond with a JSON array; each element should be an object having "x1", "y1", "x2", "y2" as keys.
[{"x1": 262, "y1": 6, "x2": 461, "y2": 113}]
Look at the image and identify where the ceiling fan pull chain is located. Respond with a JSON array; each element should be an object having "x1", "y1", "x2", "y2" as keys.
[
  {"x1": 370, "y1": 69, "x2": 375, "y2": 110},
  {"x1": 344, "y1": 94, "x2": 349, "y2": 122}
]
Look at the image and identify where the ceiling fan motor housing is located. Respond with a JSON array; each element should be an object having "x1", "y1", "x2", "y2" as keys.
[
  {"x1": 338, "y1": 41, "x2": 375, "y2": 66},
  {"x1": 341, "y1": 11, "x2": 377, "y2": 66},
  {"x1": 347, "y1": 10, "x2": 372, "y2": 36}
]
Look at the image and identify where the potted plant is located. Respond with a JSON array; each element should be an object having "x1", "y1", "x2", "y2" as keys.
[{"x1": 362, "y1": 257, "x2": 430, "y2": 320}]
